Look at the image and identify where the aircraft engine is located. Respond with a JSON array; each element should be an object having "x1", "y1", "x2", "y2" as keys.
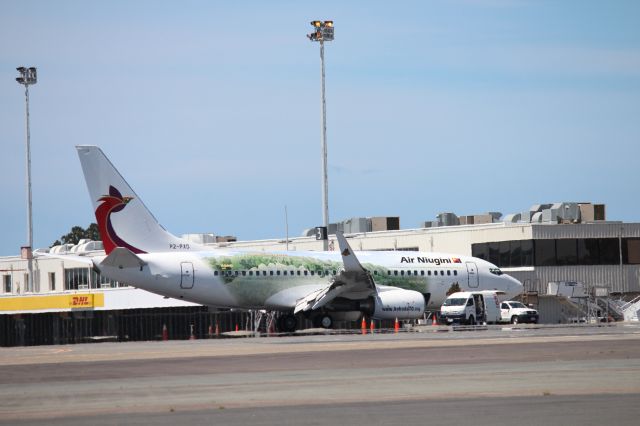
[{"x1": 372, "y1": 289, "x2": 425, "y2": 320}]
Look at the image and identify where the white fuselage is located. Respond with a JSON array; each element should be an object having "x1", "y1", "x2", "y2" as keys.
[{"x1": 97, "y1": 249, "x2": 522, "y2": 313}]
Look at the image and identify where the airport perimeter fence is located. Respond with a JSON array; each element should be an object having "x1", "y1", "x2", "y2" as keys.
[{"x1": 0, "y1": 307, "x2": 393, "y2": 347}]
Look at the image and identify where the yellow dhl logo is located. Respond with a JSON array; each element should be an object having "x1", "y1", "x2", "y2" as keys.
[{"x1": 70, "y1": 295, "x2": 93, "y2": 307}]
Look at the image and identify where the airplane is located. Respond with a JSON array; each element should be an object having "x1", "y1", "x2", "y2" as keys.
[{"x1": 63, "y1": 145, "x2": 522, "y2": 332}]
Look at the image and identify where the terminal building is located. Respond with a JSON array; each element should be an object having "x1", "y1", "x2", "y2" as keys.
[{"x1": 1, "y1": 201, "x2": 640, "y2": 346}]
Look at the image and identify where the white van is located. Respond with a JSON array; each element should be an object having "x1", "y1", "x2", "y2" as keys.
[{"x1": 440, "y1": 291, "x2": 502, "y2": 325}]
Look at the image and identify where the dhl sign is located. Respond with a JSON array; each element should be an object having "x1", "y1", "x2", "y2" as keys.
[
  {"x1": 69, "y1": 295, "x2": 94, "y2": 308},
  {"x1": 0, "y1": 293, "x2": 104, "y2": 312}
]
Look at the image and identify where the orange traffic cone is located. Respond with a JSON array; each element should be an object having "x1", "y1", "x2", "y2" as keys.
[
  {"x1": 370, "y1": 319, "x2": 375, "y2": 334},
  {"x1": 394, "y1": 317, "x2": 399, "y2": 333},
  {"x1": 361, "y1": 316, "x2": 367, "y2": 335},
  {"x1": 432, "y1": 313, "x2": 438, "y2": 326},
  {"x1": 162, "y1": 324, "x2": 168, "y2": 341}
]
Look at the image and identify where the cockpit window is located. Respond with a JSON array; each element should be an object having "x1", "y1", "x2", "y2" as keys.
[{"x1": 489, "y1": 268, "x2": 503, "y2": 276}]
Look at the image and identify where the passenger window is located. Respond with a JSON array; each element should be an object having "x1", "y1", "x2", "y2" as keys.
[
  {"x1": 440, "y1": 271, "x2": 444, "y2": 276},
  {"x1": 249, "y1": 271, "x2": 253, "y2": 276},
  {"x1": 297, "y1": 271, "x2": 301, "y2": 276},
  {"x1": 304, "y1": 271, "x2": 308, "y2": 276},
  {"x1": 290, "y1": 271, "x2": 294, "y2": 275},
  {"x1": 283, "y1": 271, "x2": 287, "y2": 276},
  {"x1": 214, "y1": 271, "x2": 218, "y2": 276},
  {"x1": 270, "y1": 271, "x2": 274, "y2": 276},
  {"x1": 454, "y1": 271, "x2": 458, "y2": 276},
  {"x1": 394, "y1": 270, "x2": 398, "y2": 276},
  {"x1": 427, "y1": 271, "x2": 431, "y2": 276},
  {"x1": 388, "y1": 271, "x2": 391, "y2": 276},
  {"x1": 242, "y1": 271, "x2": 246, "y2": 276},
  {"x1": 447, "y1": 270, "x2": 451, "y2": 276},
  {"x1": 414, "y1": 270, "x2": 418, "y2": 275},
  {"x1": 401, "y1": 271, "x2": 405, "y2": 276},
  {"x1": 374, "y1": 271, "x2": 378, "y2": 275},
  {"x1": 332, "y1": 270, "x2": 337, "y2": 275},
  {"x1": 277, "y1": 271, "x2": 281, "y2": 276},
  {"x1": 311, "y1": 271, "x2": 315, "y2": 276},
  {"x1": 234, "y1": 271, "x2": 239, "y2": 276}
]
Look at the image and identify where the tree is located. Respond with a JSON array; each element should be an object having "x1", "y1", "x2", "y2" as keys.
[
  {"x1": 446, "y1": 282, "x2": 461, "y2": 296},
  {"x1": 51, "y1": 223, "x2": 101, "y2": 247}
]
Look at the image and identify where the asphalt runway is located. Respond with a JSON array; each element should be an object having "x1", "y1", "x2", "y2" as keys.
[{"x1": 1, "y1": 324, "x2": 639, "y2": 425}]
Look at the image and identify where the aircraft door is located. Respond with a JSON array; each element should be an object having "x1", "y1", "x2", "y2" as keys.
[
  {"x1": 466, "y1": 262, "x2": 479, "y2": 288},
  {"x1": 180, "y1": 262, "x2": 194, "y2": 289}
]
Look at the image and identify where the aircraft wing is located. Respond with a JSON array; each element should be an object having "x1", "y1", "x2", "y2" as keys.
[{"x1": 294, "y1": 232, "x2": 377, "y2": 314}]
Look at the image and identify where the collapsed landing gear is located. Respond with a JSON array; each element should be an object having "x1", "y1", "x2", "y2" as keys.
[
  {"x1": 277, "y1": 314, "x2": 297, "y2": 333},
  {"x1": 312, "y1": 314, "x2": 333, "y2": 329}
]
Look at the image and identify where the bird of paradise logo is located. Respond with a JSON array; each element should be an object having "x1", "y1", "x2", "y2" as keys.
[{"x1": 95, "y1": 185, "x2": 145, "y2": 254}]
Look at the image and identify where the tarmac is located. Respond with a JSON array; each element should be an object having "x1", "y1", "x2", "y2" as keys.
[{"x1": 1, "y1": 323, "x2": 639, "y2": 425}]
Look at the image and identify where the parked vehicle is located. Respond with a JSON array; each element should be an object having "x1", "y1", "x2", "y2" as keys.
[
  {"x1": 440, "y1": 291, "x2": 501, "y2": 325},
  {"x1": 500, "y1": 300, "x2": 539, "y2": 324}
]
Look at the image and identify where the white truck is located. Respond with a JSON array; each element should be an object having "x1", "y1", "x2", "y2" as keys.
[
  {"x1": 440, "y1": 291, "x2": 501, "y2": 325},
  {"x1": 499, "y1": 300, "x2": 539, "y2": 324}
]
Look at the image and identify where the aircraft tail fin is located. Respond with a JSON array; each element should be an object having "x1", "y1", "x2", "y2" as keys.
[{"x1": 76, "y1": 145, "x2": 202, "y2": 254}]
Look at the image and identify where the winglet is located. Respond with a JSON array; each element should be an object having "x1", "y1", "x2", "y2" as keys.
[
  {"x1": 100, "y1": 247, "x2": 146, "y2": 271},
  {"x1": 335, "y1": 232, "x2": 365, "y2": 273}
]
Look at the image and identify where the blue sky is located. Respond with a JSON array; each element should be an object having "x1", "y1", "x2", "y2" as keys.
[{"x1": 1, "y1": 0, "x2": 639, "y2": 255}]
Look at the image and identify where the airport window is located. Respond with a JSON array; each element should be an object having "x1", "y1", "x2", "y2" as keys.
[
  {"x1": 499, "y1": 241, "x2": 510, "y2": 267},
  {"x1": 623, "y1": 238, "x2": 640, "y2": 264},
  {"x1": 577, "y1": 239, "x2": 600, "y2": 265},
  {"x1": 534, "y1": 240, "x2": 557, "y2": 266},
  {"x1": 3, "y1": 275, "x2": 11, "y2": 293},
  {"x1": 65, "y1": 268, "x2": 90, "y2": 290},
  {"x1": 598, "y1": 239, "x2": 620, "y2": 264},
  {"x1": 521, "y1": 240, "x2": 534, "y2": 266},
  {"x1": 49, "y1": 272, "x2": 56, "y2": 292},
  {"x1": 556, "y1": 239, "x2": 578, "y2": 266},
  {"x1": 472, "y1": 243, "x2": 488, "y2": 261},
  {"x1": 488, "y1": 242, "x2": 500, "y2": 265}
]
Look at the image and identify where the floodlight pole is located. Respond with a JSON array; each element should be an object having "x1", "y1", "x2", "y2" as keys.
[
  {"x1": 319, "y1": 38, "x2": 329, "y2": 251},
  {"x1": 16, "y1": 67, "x2": 37, "y2": 293},
  {"x1": 308, "y1": 21, "x2": 333, "y2": 251}
]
